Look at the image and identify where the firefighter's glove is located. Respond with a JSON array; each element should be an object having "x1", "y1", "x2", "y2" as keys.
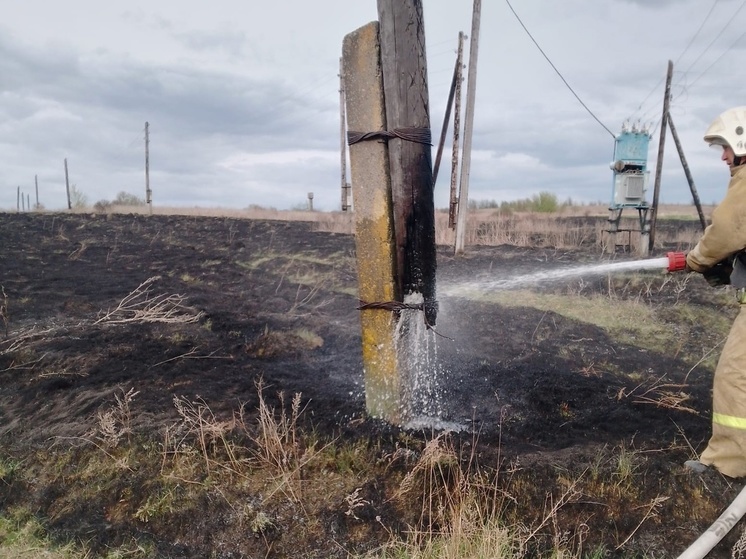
[{"x1": 702, "y1": 260, "x2": 733, "y2": 287}]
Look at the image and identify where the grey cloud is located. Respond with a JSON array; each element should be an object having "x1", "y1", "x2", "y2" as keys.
[{"x1": 173, "y1": 28, "x2": 249, "y2": 58}]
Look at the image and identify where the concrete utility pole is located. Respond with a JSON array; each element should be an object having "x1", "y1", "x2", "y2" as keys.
[
  {"x1": 377, "y1": 0, "x2": 437, "y2": 327},
  {"x1": 449, "y1": 32, "x2": 465, "y2": 229},
  {"x1": 649, "y1": 60, "x2": 673, "y2": 253},
  {"x1": 454, "y1": 0, "x2": 482, "y2": 255},
  {"x1": 145, "y1": 121, "x2": 152, "y2": 214},
  {"x1": 64, "y1": 158, "x2": 71, "y2": 210},
  {"x1": 339, "y1": 57, "x2": 351, "y2": 211},
  {"x1": 343, "y1": 22, "x2": 400, "y2": 422},
  {"x1": 35, "y1": 175, "x2": 39, "y2": 210},
  {"x1": 668, "y1": 113, "x2": 707, "y2": 232},
  {"x1": 16, "y1": 186, "x2": 20, "y2": 212}
]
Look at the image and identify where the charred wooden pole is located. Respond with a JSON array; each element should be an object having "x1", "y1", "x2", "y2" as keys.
[
  {"x1": 377, "y1": 0, "x2": 437, "y2": 326},
  {"x1": 343, "y1": 22, "x2": 401, "y2": 422}
]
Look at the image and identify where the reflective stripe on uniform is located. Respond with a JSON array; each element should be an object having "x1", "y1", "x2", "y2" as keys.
[{"x1": 713, "y1": 411, "x2": 746, "y2": 430}]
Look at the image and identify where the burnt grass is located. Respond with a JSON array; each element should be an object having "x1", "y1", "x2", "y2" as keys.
[{"x1": 0, "y1": 211, "x2": 743, "y2": 558}]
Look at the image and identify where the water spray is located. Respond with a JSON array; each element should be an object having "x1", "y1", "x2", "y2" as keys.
[{"x1": 441, "y1": 251, "x2": 690, "y2": 298}]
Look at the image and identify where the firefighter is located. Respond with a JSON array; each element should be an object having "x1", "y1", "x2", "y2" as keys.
[{"x1": 685, "y1": 106, "x2": 746, "y2": 477}]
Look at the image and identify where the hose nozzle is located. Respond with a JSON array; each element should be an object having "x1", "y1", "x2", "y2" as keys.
[{"x1": 667, "y1": 251, "x2": 688, "y2": 273}]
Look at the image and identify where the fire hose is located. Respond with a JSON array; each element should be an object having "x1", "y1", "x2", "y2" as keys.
[{"x1": 675, "y1": 485, "x2": 746, "y2": 559}]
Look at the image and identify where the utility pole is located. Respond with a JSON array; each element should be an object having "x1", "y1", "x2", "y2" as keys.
[
  {"x1": 343, "y1": 21, "x2": 400, "y2": 422},
  {"x1": 64, "y1": 158, "x2": 71, "y2": 210},
  {"x1": 16, "y1": 186, "x2": 20, "y2": 212},
  {"x1": 668, "y1": 113, "x2": 707, "y2": 232},
  {"x1": 649, "y1": 60, "x2": 673, "y2": 253},
  {"x1": 145, "y1": 121, "x2": 152, "y2": 214},
  {"x1": 449, "y1": 32, "x2": 465, "y2": 229},
  {"x1": 454, "y1": 0, "x2": 481, "y2": 255},
  {"x1": 433, "y1": 32, "x2": 464, "y2": 186},
  {"x1": 35, "y1": 175, "x2": 39, "y2": 210},
  {"x1": 339, "y1": 57, "x2": 351, "y2": 211}
]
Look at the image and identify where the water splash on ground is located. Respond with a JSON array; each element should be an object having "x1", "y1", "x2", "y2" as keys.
[{"x1": 394, "y1": 292, "x2": 466, "y2": 432}]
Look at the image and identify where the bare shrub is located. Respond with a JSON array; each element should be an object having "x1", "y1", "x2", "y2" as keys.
[
  {"x1": 95, "y1": 276, "x2": 203, "y2": 325},
  {"x1": 94, "y1": 200, "x2": 113, "y2": 214}
]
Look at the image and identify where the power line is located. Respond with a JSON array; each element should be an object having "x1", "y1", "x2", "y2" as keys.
[
  {"x1": 677, "y1": 0, "x2": 746, "y2": 85},
  {"x1": 504, "y1": 0, "x2": 615, "y2": 139},
  {"x1": 631, "y1": 0, "x2": 726, "y2": 124},
  {"x1": 674, "y1": 0, "x2": 720, "y2": 67},
  {"x1": 629, "y1": 76, "x2": 664, "y2": 123},
  {"x1": 688, "y1": 26, "x2": 746, "y2": 88}
]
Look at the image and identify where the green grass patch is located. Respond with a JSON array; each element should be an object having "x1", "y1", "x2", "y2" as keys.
[{"x1": 468, "y1": 289, "x2": 667, "y2": 347}]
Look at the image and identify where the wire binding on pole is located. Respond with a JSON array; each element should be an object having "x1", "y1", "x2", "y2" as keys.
[{"x1": 347, "y1": 127, "x2": 432, "y2": 146}]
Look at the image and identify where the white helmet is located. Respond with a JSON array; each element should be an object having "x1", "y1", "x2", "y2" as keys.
[{"x1": 704, "y1": 106, "x2": 746, "y2": 156}]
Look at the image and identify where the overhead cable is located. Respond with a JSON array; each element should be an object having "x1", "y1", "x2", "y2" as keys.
[
  {"x1": 504, "y1": 0, "x2": 615, "y2": 139},
  {"x1": 688, "y1": 27, "x2": 746, "y2": 88},
  {"x1": 678, "y1": 0, "x2": 746, "y2": 84},
  {"x1": 674, "y1": 0, "x2": 720, "y2": 67},
  {"x1": 629, "y1": 1, "x2": 718, "y2": 123}
]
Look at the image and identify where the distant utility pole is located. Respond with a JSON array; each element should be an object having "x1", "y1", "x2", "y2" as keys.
[
  {"x1": 145, "y1": 121, "x2": 152, "y2": 214},
  {"x1": 649, "y1": 60, "x2": 673, "y2": 253},
  {"x1": 35, "y1": 175, "x2": 39, "y2": 210},
  {"x1": 433, "y1": 31, "x2": 464, "y2": 187},
  {"x1": 26, "y1": 194, "x2": 30, "y2": 213},
  {"x1": 454, "y1": 0, "x2": 482, "y2": 255},
  {"x1": 16, "y1": 186, "x2": 20, "y2": 212},
  {"x1": 449, "y1": 32, "x2": 465, "y2": 229},
  {"x1": 339, "y1": 57, "x2": 351, "y2": 211},
  {"x1": 64, "y1": 158, "x2": 71, "y2": 210}
]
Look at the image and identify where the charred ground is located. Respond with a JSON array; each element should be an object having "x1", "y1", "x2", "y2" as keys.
[{"x1": 0, "y1": 212, "x2": 743, "y2": 558}]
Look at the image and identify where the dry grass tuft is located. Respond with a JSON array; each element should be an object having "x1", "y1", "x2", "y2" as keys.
[
  {"x1": 94, "y1": 387, "x2": 139, "y2": 448},
  {"x1": 244, "y1": 379, "x2": 320, "y2": 503}
]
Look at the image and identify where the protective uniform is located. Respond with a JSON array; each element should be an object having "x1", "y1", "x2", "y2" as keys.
[{"x1": 686, "y1": 106, "x2": 746, "y2": 478}]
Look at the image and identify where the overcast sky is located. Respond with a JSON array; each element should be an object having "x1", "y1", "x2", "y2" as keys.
[{"x1": 1, "y1": 0, "x2": 743, "y2": 212}]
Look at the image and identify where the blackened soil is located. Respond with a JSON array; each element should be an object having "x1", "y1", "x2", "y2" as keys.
[{"x1": 0, "y1": 212, "x2": 742, "y2": 558}]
